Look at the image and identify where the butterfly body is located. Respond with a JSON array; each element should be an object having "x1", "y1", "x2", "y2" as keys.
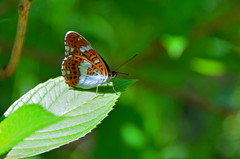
[{"x1": 61, "y1": 31, "x2": 116, "y2": 89}]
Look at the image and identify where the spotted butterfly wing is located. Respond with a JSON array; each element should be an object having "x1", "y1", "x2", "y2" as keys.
[
  {"x1": 64, "y1": 31, "x2": 109, "y2": 76},
  {"x1": 61, "y1": 31, "x2": 116, "y2": 89}
]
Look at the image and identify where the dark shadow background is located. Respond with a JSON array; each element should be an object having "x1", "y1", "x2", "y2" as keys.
[{"x1": 1, "y1": 0, "x2": 240, "y2": 158}]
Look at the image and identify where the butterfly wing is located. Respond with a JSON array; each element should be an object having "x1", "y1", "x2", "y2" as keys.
[
  {"x1": 61, "y1": 55, "x2": 109, "y2": 89},
  {"x1": 64, "y1": 31, "x2": 110, "y2": 77}
]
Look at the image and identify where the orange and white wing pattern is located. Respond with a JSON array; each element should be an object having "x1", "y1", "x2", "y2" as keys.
[
  {"x1": 61, "y1": 31, "x2": 116, "y2": 89},
  {"x1": 64, "y1": 31, "x2": 109, "y2": 76}
]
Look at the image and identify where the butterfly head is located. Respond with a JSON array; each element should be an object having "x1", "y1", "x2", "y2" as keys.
[{"x1": 109, "y1": 71, "x2": 117, "y2": 78}]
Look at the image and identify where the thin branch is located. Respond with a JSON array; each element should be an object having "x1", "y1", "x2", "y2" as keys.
[
  {"x1": 141, "y1": 79, "x2": 236, "y2": 117},
  {"x1": 192, "y1": 6, "x2": 240, "y2": 38},
  {"x1": 0, "y1": 0, "x2": 33, "y2": 79}
]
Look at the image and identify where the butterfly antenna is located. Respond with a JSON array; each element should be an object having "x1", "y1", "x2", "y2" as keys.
[
  {"x1": 114, "y1": 54, "x2": 138, "y2": 71},
  {"x1": 116, "y1": 72, "x2": 129, "y2": 76}
]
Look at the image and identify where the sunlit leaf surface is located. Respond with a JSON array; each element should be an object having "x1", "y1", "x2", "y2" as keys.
[{"x1": 2, "y1": 77, "x2": 136, "y2": 158}]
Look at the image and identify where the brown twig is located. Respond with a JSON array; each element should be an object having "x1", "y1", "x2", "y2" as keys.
[
  {"x1": 141, "y1": 79, "x2": 236, "y2": 117},
  {"x1": 0, "y1": 0, "x2": 33, "y2": 79},
  {"x1": 192, "y1": 6, "x2": 240, "y2": 38}
]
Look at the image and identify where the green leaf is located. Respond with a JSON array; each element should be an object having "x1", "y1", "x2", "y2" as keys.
[
  {"x1": 2, "y1": 77, "x2": 136, "y2": 158},
  {"x1": 0, "y1": 104, "x2": 63, "y2": 155}
]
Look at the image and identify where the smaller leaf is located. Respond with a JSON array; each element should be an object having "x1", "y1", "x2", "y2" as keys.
[{"x1": 0, "y1": 104, "x2": 63, "y2": 155}]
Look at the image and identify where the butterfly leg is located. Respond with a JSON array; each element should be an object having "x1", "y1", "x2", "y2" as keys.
[
  {"x1": 110, "y1": 81, "x2": 119, "y2": 95},
  {"x1": 95, "y1": 85, "x2": 99, "y2": 96},
  {"x1": 96, "y1": 85, "x2": 105, "y2": 96}
]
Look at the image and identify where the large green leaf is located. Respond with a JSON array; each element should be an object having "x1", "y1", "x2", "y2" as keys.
[{"x1": 1, "y1": 77, "x2": 136, "y2": 158}]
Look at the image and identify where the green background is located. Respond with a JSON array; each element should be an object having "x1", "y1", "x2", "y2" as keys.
[{"x1": 1, "y1": 0, "x2": 240, "y2": 158}]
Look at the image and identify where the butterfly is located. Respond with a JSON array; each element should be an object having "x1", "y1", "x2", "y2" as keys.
[{"x1": 61, "y1": 31, "x2": 117, "y2": 91}]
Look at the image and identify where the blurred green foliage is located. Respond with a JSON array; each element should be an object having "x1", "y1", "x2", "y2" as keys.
[{"x1": 1, "y1": 0, "x2": 240, "y2": 158}]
